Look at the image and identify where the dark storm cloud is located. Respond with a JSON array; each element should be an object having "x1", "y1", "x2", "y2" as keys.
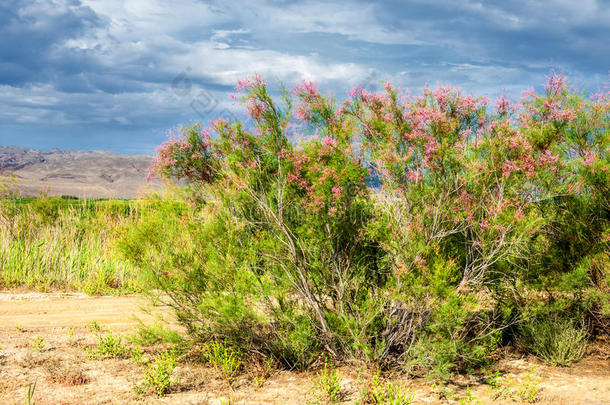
[
  {"x1": 0, "y1": 0, "x2": 608, "y2": 153},
  {"x1": 0, "y1": 0, "x2": 104, "y2": 87}
]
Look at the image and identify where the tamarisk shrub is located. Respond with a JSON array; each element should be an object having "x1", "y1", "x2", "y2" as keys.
[
  {"x1": 126, "y1": 73, "x2": 608, "y2": 377},
  {"x1": 142, "y1": 76, "x2": 384, "y2": 367}
]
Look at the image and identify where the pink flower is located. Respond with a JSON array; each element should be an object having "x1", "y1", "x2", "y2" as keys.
[
  {"x1": 331, "y1": 184, "x2": 342, "y2": 199},
  {"x1": 407, "y1": 170, "x2": 422, "y2": 182},
  {"x1": 544, "y1": 71, "x2": 567, "y2": 95},
  {"x1": 322, "y1": 137, "x2": 338, "y2": 148},
  {"x1": 502, "y1": 160, "x2": 519, "y2": 178},
  {"x1": 496, "y1": 91, "x2": 511, "y2": 115},
  {"x1": 583, "y1": 150, "x2": 597, "y2": 167},
  {"x1": 413, "y1": 256, "x2": 427, "y2": 270}
]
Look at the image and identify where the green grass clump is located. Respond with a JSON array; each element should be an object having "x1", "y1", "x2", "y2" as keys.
[{"x1": 129, "y1": 323, "x2": 184, "y2": 346}]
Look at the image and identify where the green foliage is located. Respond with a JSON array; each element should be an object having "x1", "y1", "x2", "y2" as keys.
[
  {"x1": 30, "y1": 336, "x2": 45, "y2": 352},
  {"x1": 523, "y1": 318, "x2": 587, "y2": 366},
  {"x1": 130, "y1": 324, "x2": 184, "y2": 346},
  {"x1": 458, "y1": 386, "x2": 482, "y2": 405},
  {"x1": 25, "y1": 380, "x2": 36, "y2": 405},
  {"x1": 201, "y1": 341, "x2": 242, "y2": 382},
  {"x1": 485, "y1": 371, "x2": 512, "y2": 400},
  {"x1": 484, "y1": 369, "x2": 541, "y2": 403},
  {"x1": 360, "y1": 369, "x2": 415, "y2": 405},
  {"x1": 312, "y1": 362, "x2": 343, "y2": 403},
  {"x1": 86, "y1": 331, "x2": 129, "y2": 359},
  {"x1": 0, "y1": 197, "x2": 145, "y2": 291},
  {"x1": 136, "y1": 349, "x2": 179, "y2": 396},
  {"x1": 514, "y1": 369, "x2": 542, "y2": 403}
]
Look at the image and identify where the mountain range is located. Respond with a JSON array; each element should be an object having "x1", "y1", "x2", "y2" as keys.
[{"x1": 0, "y1": 146, "x2": 164, "y2": 198}]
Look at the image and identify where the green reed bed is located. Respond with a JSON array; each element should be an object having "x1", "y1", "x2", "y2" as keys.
[{"x1": 0, "y1": 197, "x2": 156, "y2": 293}]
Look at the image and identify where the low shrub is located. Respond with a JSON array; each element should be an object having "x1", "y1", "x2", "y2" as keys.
[{"x1": 523, "y1": 318, "x2": 587, "y2": 366}]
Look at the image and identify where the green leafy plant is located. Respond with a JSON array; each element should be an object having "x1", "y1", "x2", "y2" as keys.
[
  {"x1": 485, "y1": 371, "x2": 511, "y2": 400},
  {"x1": 458, "y1": 386, "x2": 482, "y2": 405},
  {"x1": 514, "y1": 369, "x2": 542, "y2": 403},
  {"x1": 360, "y1": 369, "x2": 414, "y2": 405},
  {"x1": 86, "y1": 331, "x2": 129, "y2": 359},
  {"x1": 30, "y1": 336, "x2": 45, "y2": 352},
  {"x1": 86, "y1": 321, "x2": 105, "y2": 333},
  {"x1": 202, "y1": 341, "x2": 242, "y2": 382},
  {"x1": 312, "y1": 362, "x2": 343, "y2": 403},
  {"x1": 136, "y1": 349, "x2": 179, "y2": 396}
]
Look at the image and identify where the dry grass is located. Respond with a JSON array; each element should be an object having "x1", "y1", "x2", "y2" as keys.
[{"x1": 44, "y1": 357, "x2": 90, "y2": 386}]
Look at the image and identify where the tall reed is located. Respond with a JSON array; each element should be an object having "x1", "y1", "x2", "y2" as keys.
[{"x1": 0, "y1": 197, "x2": 145, "y2": 293}]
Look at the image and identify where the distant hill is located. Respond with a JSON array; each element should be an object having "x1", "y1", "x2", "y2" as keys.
[{"x1": 0, "y1": 146, "x2": 164, "y2": 198}]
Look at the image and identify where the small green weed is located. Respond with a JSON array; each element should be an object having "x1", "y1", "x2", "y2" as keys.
[
  {"x1": 30, "y1": 336, "x2": 45, "y2": 352},
  {"x1": 253, "y1": 355, "x2": 275, "y2": 388},
  {"x1": 484, "y1": 369, "x2": 541, "y2": 403},
  {"x1": 430, "y1": 382, "x2": 454, "y2": 401},
  {"x1": 135, "y1": 349, "x2": 179, "y2": 396},
  {"x1": 130, "y1": 344, "x2": 144, "y2": 364},
  {"x1": 485, "y1": 371, "x2": 511, "y2": 400},
  {"x1": 458, "y1": 386, "x2": 482, "y2": 405},
  {"x1": 86, "y1": 331, "x2": 129, "y2": 359},
  {"x1": 202, "y1": 341, "x2": 241, "y2": 382},
  {"x1": 515, "y1": 369, "x2": 542, "y2": 403},
  {"x1": 360, "y1": 369, "x2": 414, "y2": 405},
  {"x1": 86, "y1": 321, "x2": 105, "y2": 333},
  {"x1": 25, "y1": 380, "x2": 36, "y2": 405},
  {"x1": 312, "y1": 361, "x2": 343, "y2": 403}
]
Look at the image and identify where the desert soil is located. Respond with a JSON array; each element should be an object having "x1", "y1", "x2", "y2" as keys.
[{"x1": 0, "y1": 292, "x2": 609, "y2": 404}]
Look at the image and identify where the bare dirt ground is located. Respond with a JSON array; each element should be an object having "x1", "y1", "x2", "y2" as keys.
[{"x1": 0, "y1": 292, "x2": 609, "y2": 404}]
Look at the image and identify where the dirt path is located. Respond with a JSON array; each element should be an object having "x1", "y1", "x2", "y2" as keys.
[
  {"x1": 0, "y1": 292, "x2": 609, "y2": 404},
  {"x1": 0, "y1": 292, "x2": 162, "y2": 330}
]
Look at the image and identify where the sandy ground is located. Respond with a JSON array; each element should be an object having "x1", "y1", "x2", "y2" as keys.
[{"x1": 0, "y1": 292, "x2": 609, "y2": 404}]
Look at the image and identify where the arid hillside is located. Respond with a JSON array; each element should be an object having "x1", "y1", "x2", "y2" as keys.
[{"x1": 0, "y1": 146, "x2": 163, "y2": 198}]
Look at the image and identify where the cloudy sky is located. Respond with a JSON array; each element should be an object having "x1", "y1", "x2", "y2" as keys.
[{"x1": 1, "y1": 0, "x2": 608, "y2": 153}]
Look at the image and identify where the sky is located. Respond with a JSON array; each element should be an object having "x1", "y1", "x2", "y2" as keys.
[{"x1": 1, "y1": 0, "x2": 609, "y2": 154}]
